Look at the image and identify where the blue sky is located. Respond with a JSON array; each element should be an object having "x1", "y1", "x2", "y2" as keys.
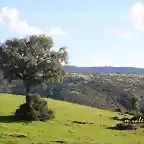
[{"x1": 0, "y1": 0, "x2": 144, "y2": 67}]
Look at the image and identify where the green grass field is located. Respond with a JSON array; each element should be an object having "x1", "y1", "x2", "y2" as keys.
[{"x1": 0, "y1": 94, "x2": 144, "y2": 144}]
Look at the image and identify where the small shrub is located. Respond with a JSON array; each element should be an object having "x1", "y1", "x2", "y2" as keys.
[
  {"x1": 108, "y1": 123, "x2": 136, "y2": 130},
  {"x1": 125, "y1": 111, "x2": 129, "y2": 114},
  {"x1": 15, "y1": 93, "x2": 55, "y2": 121},
  {"x1": 115, "y1": 108, "x2": 122, "y2": 112},
  {"x1": 110, "y1": 116, "x2": 120, "y2": 121}
]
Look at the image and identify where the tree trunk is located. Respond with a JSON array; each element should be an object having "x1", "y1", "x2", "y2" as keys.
[{"x1": 25, "y1": 85, "x2": 30, "y2": 104}]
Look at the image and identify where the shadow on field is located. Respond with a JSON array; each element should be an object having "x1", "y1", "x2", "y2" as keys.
[
  {"x1": 0, "y1": 115, "x2": 16, "y2": 123},
  {"x1": 0, "y1": 115, "x2": 21, "y2": 123}
]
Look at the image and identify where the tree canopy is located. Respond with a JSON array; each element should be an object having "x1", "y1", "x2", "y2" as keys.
[{"x1": 0, "y1": 34, "x2": 68, "y2": 94}]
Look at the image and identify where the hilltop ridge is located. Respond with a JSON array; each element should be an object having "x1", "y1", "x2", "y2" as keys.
[{"x1": 63, "y1": 66, "x2": 144, "y2": 74}]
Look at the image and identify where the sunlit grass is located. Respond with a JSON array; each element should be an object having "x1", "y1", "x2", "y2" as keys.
[{"x1": 0, "y1": 94, "x2": 143, "y2": 144}]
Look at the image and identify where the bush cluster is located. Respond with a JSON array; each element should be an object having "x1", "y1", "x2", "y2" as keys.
[
  {"x1": 108, "y1": 123, "x2": 136, "y2": 130},
  {"x1": 114, "y1": 123, "x2": 136, "y2": 130},
  {"x1": 15, "y1": 93, "x2": 55, "y2": 121}
]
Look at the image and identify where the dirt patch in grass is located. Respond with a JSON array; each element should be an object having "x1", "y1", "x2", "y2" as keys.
[
  {"x1": 49, "y1": 140, "x2": 67, "y2": 143},
  {"x1": 0, "y1": 133, "x2": 27, "y2": 138},
  {"x1": 69, "y1": 120, "x2": 93, "y2": 124}
]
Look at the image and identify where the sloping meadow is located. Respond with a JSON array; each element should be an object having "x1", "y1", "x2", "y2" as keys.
[{"x1": 0, "y1": 94, "x2": 144, "y2": 144}]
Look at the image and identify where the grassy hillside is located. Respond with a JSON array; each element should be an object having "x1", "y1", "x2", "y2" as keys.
[{"x1": 0, "y1": 94, "x2": 144, "y2": 144}]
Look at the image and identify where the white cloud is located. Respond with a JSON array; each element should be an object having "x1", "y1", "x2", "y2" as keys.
[
  {"x1": 106, "y1": 27, "x2": 132, "y2": 38},
  {"x1": 129, "y1": 2, "x2": 144, "y2": 30},
  {"x1": 0, "y1": 7, "x2": 67, "y2": 36}
]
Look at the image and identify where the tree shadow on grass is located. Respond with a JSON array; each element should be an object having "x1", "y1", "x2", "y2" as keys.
[
  {"x1": 0, "y1": 115, "x2": 28, "y2": 123},
  {"x1": 0, "y1": 115, "x2": 17, "y2": 123}
]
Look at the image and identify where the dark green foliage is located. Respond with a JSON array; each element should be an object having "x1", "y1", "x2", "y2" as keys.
[
  {"x1": 15, "y1": 93, "x2": 55, "y2": 121},
  {"x1": 0, "y1": 35, "x2": 68, "y2": 94}
]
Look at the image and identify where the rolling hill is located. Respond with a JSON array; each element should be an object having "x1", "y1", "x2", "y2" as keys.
[{"x1": 0, "y1": 94, "x2": 143, "y2": 144}]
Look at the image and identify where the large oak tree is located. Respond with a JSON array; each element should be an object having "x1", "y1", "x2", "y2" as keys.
[{"x1": 0, "y1": 34, "x2": 68, "y2": 103}]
